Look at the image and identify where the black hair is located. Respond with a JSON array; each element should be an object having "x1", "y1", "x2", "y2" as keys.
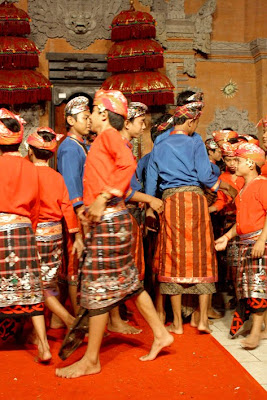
[
  {"x1": 29, "y1": 131, "x2": 54, "y2": 161},
  {"x1": 228, "y1": 138, "x2": 241, "y2": 144},
  {"x1": 0, "y1": 143, "x2": 20, "y2": 153},
  {"x1": 150, "y1": 113, "x2": 172, "y2": 142},
  {"x1": 256, "y1": 165, "x2": 261, "y2": 175},
  {"x1": 107, "y1": 110, "x2": 125, "y2": 131},
  {"x1": 176, "y1": 90, "x2": 196, "y2": 106},
  {"x1": 65, "y1": 113, "x2": 77, "y2": 132},
  {"x1": 236, "y1": 136, "x2": 248, "y2": 142},
  {"x1": 0, "y1": 117, "x2": 21, "y2": 133},
  {"x1": 222, "y1": 127, "x2": 233, "y2": 131}
]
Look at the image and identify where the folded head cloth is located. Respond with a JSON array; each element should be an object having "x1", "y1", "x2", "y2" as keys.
[
  {"x1": 256, "y1": 115, "x2": 267, "y2": 129},
  {"x1": 27, "y1": 127, "x2": 64, "y2": 153},
  {"x1": 221, "y1": 141, "x2": 240, "y2": 157},
  {"x1": 212, "y1": 130, "x2": 239, "y2": 143},
  {"x1": 205, "y1": 138, "x2": 219, "y2": 151},
  {"x1": 241, "y1": 134, "x2": 260, "y2": 147},
  {"x1": 93, "y1": 89, "x2": 128, "y2": 119},
  {"x1": 127, "y1": 102, "x2": 148, "y2": 120},
  {"x1": 0, "y1": 108, "x2": 26, "y2": 145},
  {"x1": 235, "y1": 141, "x2": 265, "y2": 167},
  {"x1": 64, "y1": 96, "x2": 89, "y2": 116},
  {"x1": 174, "y1": 91, "x2": 204, "y2": 121}
]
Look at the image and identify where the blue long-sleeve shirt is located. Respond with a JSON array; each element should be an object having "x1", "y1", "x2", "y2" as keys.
[
  {"x1": 211, "y1": 162, "x2": 221, "y2": 178},
  {"x1": 57, "y1": 136, "x2": 87, "y2": 208},
  {"x1": 146, "y1": 131, "x2": 220, "y2": 196}
]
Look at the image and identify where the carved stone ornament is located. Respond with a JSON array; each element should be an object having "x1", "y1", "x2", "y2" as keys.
[
  {"x1": 15, "y1": 104, "x2": 42, "y2": 156},
  {"x1": 206, "y1": 106, "x2": 257, "y2": 137},
  {"x1": 28, "y1": 0, "x2": 130, "y2": 50},
  {"x1": 192, "y1": 0, "x2": 216, "y2": 54}
]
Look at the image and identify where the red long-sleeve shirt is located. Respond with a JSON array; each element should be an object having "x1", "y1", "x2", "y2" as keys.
[
  {"x1": 212, "y1": 171, "x2": 244, "y2": 213},
  {"x1": 0, "y1": 154, "x2": 40, "y2": 230},
  {"x1": 83, "y1": 128, "x2": 137, "y2": 206},
  {"x1": 36, "y1": 165, "x2": 79, "y2": 233}
]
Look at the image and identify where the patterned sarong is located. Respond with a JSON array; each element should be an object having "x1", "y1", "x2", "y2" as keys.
[
  {"x1": 36, "y1": 221, "x2": 63, "y2": 298},
  {"x1": 129, "y1": 213, "x2": 145, "y2": 281},
  {"x1": 59, "y1": 219, "x2": 80, "y2": 286},
  {"x1": 236, "y1": 232, "x2": 267, "y2": 300},
  {"x1": 230, "y1": 298, "x2": 267, "y2": 337},
  {"x1": 156, "y1": 187, "x2": 218, "y2": 284},
  {"x1": 80, "y1": 210, "x2": 142, "y2": 314},
  {"x1": 0, "y1": 216, "x2": 44, "y2": 310}
]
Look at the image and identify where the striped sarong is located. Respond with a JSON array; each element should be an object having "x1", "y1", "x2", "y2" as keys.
[
  {"x1": 80, "y1": 210, "x2": 142, "y2": 314},
  {"x1": 157, "y1": 187, "x2": 218, "y2": 284},
  {"x1": 0, "y1": 214, "x2": 44, "y2": 311},
  {"x1": 130, "y1": 214, "x2": 145, "y2": 282}
]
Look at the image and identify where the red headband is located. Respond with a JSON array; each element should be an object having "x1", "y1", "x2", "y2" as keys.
[
  {"x1": 94, "y1": 89, "x2": 128, "y2": 119},
  {"x1": 235, "y1": 142, "x2": 265, "y2": 167},
  {"x1": 0, "y1": 108, "x2": 25, "y2": 145},
  {"x1": 27, "y1": 127, "x2": 63, "y2": 153}
]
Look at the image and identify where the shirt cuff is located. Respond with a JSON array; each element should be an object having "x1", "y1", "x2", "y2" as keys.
[{"x1": 210, "y1": 179, "x2": 221, "y2": 193}]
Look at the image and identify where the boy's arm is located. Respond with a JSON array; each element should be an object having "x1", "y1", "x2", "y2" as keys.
[
  {"x1": 251, "y1": 215, "x2": 267, "y2": 258},
  {"x1": 145, "y1": 150, "x2": 159, "y2": 196},
  {"x1": 215, "y1": 224, "x2": 237, "y2": 251}
]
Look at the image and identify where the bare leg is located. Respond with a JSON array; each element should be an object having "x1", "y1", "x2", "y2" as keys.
[
  {"x1": 261, "y1": 310, "x2": 267, "y2": 339},
  {"x1": 31, "y1": 315, "x2": 52, "y2": 362},
  {"x1": 208, "y1": 294, "x2": 222, "y2": 319},
  {"x1": 107, "y1": 306, "x2": 142, "y2": 334},
  {"x1": 198, "y1": 294, "x2": 212, "y2": 333},
  {"x1": 68, "y1": 284, "x2": 79, "y2": 316},
  {"x1": 45, "y1": 296, "x2": 74, "y2": 330},
  {"x1": 56, "y1": 312, "x2": 109, "y2": 378},
  {"x1": 167, "y1": 295, "x2": 183, "y2": 334},
  {"x1": 135, "y1": 290, "x2": 174, "y2": 361},
  {"x1": 241, "y1": 312, "x2": 264, "y2": 349},
  {"x1": 155, "y1": 284, "x2": 166, "y2": 324}
]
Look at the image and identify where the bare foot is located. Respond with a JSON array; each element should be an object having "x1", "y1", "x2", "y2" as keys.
[
  {"x1": 166, "y1": 323, "x2": 183, "y2": 335},
  {"x1": 37, "y1": 341, "x2": 52, "y2": 363},
  {"x1": 50, "y1": 313, "x2": 65, "y2": 329},
  {"x1": 240, "y1": 334, "x2": 260, "y2": 350},
  {"x1": 139, "y1": 332, "x2": 174, "y2": 361},
  {"x1": 208, "y1": 308, "x2": 222, "y2": 319},
  {"x1": 260, "y1": 330, "x2": 267, "y2": 340},
  {"x1": 198, "y1": 322, "x2": 212, "y2": 334},
  {"x1": 56, "y1": 358, "x2": 101, "y2": 378},
  {"x1": 107, "y1": 320, "x2": 142, "y2": 335},
  {"x1": 190, "y1": 311, "x2": 199, "y2": 328},
  {"x1": 157, "y1": 311, "x2": 166, "y2": 325}
]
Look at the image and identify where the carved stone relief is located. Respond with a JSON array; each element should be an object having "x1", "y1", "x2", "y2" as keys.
[
  {"x1": 206, "y1": 106, "x2": 257, "y2": 137},
  {"x1": 16, "y1": 105, "x2": 43, "y2": 156},
  {"x1": 28, "y1": 0, "x2": 129, "y2": 50}
]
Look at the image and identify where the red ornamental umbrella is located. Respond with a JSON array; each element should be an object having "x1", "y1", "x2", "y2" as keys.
[
  {"x1": 107, "y1": 39, "x2": 164, "y2": 72},
  {"x1": 0, "y1": 37, "x2": 40, "y2": 69},
  {"x1": 101, "y1": 71, "x2": 174, "y2": 106},
  {"x1": 0, "y1": 3, "x2": 31, "y2": 36},
  {"x1": 111, "y1": 10, "x2": 156, "y2": 41},
  {"x1": 0, "y1": 70, "x2": 52, "y2": 105}
]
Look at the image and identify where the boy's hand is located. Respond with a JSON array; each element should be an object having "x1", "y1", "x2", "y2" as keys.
[
  {"x1": 149, "y1": 197, "x2": 164, "y2": 214},
  {"x1": 145, "y1": 207, "x2": 158, "y2": 232},
  {"x1": 76, "y1": 205, "x2": 88, "y2": 226},
  {"x1": 251, "y1": 238, "x2": 265, "y2": 258},
  {"x1": 72, "y1": 233, "x2": 84, "y2": 258},
  {"x1": 215, "y1": 235, "x2": 228, "y2": 251},
  {"x1": 87, "y1": 195, "x2": 107, "y2": 223}
]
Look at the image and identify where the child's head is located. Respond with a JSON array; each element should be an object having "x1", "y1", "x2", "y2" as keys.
[
  {"x1": 124, "y1": 102, "x2": 147, "y2": 139},
  {"x1": 27, "y1": 127, "x2": 63, "y2": 161},
  {"x1": 257, "y1": 115, "x2": 267, "y2": 151},
  {"x1": 212, "y1": 130, "x2": 238, "y2": 148},
  {"x1": 221, "y1": 141, "x2": 240, "y2": 173},
  {"x1": 0, "y1": 108, "x2": 25, "y2": 153},
  {"x1": 205, "y1": 139, "x2": 222, "y2": 162},
  {"x1": 150, "y1": 113, "x2": 173, "y2": 142},
  {"x1": 173, "y1": 91, "x2": 204, "y2": 133},
  {"x1": 91, "y1": 90, "x2": 128, "y2": 134},
  {"x1": 65, "y1": 96, "x2": 91, "y2": 137},
  {"x1": 235, "y1": 142, "x2": 265, "y2": 177}
]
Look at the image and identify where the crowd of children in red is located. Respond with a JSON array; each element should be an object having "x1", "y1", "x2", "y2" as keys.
[{"x1": 0, "y1": 89, "x2": 266, "y2": 379}]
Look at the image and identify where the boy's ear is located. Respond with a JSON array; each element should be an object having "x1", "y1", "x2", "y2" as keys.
[
  {"x1": 124, "y1": 119, "x2": 130, "y2": 130},
  {"x1": 66, "y1": 115, "x2": 76, "y2": 127},
  {"x1": 101, "y1": 109, "x2": 109, "y2": 122}
]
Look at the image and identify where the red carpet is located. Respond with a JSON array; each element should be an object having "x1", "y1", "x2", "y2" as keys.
[{"x1": 0, "y1": 302, "x2": 266, "y2": 400}]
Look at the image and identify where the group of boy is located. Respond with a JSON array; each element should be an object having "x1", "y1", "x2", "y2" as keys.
[{"x1": 0, "y1": 87, "x2": 266, "y2": 378}]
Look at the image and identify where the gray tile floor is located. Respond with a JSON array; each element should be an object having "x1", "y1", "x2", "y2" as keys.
[{"x1": 211, "y1": 309, "x2": 267, "y2": 390}]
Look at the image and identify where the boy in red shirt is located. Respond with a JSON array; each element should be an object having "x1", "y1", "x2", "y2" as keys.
[
  {"x1": 56, "y1": 90, "x2": 173, "y2": 379},
  {"x1": 0, "y1": 109, "x2": 51, "y2": 362},
  {"x1": 215, "y1": 142, "x2": 267, "y2": 349},
  {"x1": 27, "y1": 128, "x2": 83, "y2": 329}
]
